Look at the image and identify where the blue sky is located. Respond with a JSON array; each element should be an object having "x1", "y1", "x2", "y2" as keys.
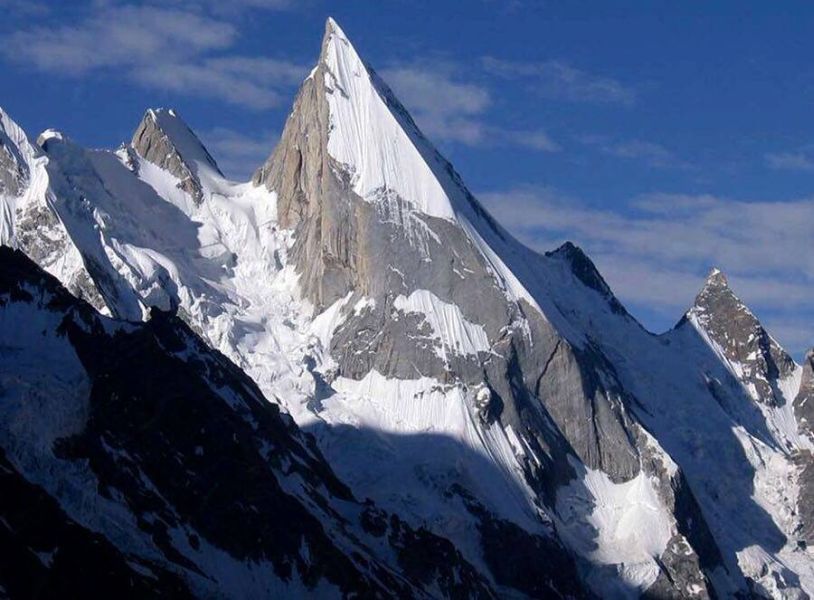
[{"x1": 1, "y1": 0, "x2": 812, "y2": 356}]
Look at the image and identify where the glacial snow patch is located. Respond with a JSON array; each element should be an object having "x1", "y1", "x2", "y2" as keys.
[
  {"x1": 555, "y1": 463, "x2": 674, "y2": 592},
  {"x1": 393, "y1": 289, "x2": 490, "y2": 361}
]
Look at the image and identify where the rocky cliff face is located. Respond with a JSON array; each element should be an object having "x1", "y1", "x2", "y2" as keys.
[{"x1": 0, "y1": 16, "x2": 812, "y2": 599}]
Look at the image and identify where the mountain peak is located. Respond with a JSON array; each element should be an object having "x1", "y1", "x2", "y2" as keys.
[
  {"x1": 131, "y1": 108, "x2": 221, "y2": 203},
  {"x1": 703, "y1": 267, "x2": 728, "y2": 290},
  {"x1": 324, "y1": 16, "x2": 342, "y2": 35},
  {"x1": 546, "y1": 241, "x2": 628, "y2": 315},
  {"x1": 692, "y1": 267, "x2": 738, "y2": 314},
  {"x1": 686, "y1": 269, "x2": 797, "y2": 406},
  {"x1": 322, "y1": 17, "x2": 349, "y2": 50}
]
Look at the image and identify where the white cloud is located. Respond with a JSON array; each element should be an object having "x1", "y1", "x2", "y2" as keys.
[
  {"x1": 198, "y1": 127, "x2": 278, "y2": 180},
  {"x1": 94, "y1": 0, "x2": 294, "y2": 13},
  {"x1": 502, "y1": 130, "x2": 561, "y2": 152},
  {"x1": 478, "y1": 187, "x2": 814, "y2": 353},
  {"x1": 195, "y1": 0, "x2": 292, "y2": 8},
  {"x1": 380, "y1": 64, "x2": 492, "y2": 145},
  {"x1": 765, "y1": 151, "x2": 814, "y2": 172},
  {"x1": 380, "y1": 64, "x2": 559, "y2": 151},
  {"x1": 0, "y1": 0, "x2": 51, "y2": 15},
  {"x1": 2, "y1": 4, "x2": 305, "y2": 110},
  {"x1": 578, "y1": 134, "x2": 687, "y2": 168},
  {"x1": 5, "y1": 5, "x2": 235, "y2": 73},
  {"x1": 381, "y1": 66, "x2": 491, "y2": 117},
  {"x1": 131, "y1": 57, "x2": 305, "y2": 110},
  {"x1": 482, "y1": 56, "x2": 636, "y2": 106}
]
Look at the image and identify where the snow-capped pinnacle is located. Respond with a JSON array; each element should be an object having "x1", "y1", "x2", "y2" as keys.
[
  {"x1": 133, "y1": 108, "x2": 220, "y2": 175},
  {"x1": 0, "y1": 106, "x2": 19, "y2": 136},
  {"x1": 316, "y1": 15, "x2": 476, "y2": 222},
  {"x1": 321, "y1": 17, "x2": 349, "y2": 56},
  {"x1": 0, "y1": 106, "x2": 14, "y2": 132},
  {"x1": 131, "y1": 108, "x2": 222, "y2": 203},
  {"x1": 703, "y1": 267, "x2": 729, "y2": 290},
  {"x1": 0, "y1": 106, "x2": 39, "y2": 161},
  {"x1": 692, "y1": 268, "x2": 739, "y2": 314},
  {"x1": 325, "y1": 16, "x2": 341, "y2": 34}
]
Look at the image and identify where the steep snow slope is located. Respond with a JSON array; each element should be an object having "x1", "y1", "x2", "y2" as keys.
[
  {"x1": 0, "y1": 112, "x2": 105, "y2": 313},
  {"x1": 322, "y1": 19, "x2": 458, "y2": 222}
]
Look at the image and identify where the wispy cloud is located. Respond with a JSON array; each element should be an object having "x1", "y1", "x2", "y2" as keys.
[
  {"x1": 0, "y1": 0, "x2": 51, "y2": 16},
  {"x1": 94, "y1": 0, "x2": 295, "y2": 14},
  {"x1": 481, "y1": 57, "x2": 637, "y2": 107},
  {"x1": 578, "y1": 134, "x2": 688, "y2": 168},
  {"x1": 2, "y1": 3, "x2": 305, "y2": 110},
  {"x1": 199, "y1": 127, "x2": 278, "y2": 180},
  {"x1": 765, "y1": 151, "x2": 814, "y2": 172},
  {"x1": 131, "y1": 57, "x2": 305, "y2": 110},
  {"x1": 193, "y1": 0, "x2": 293, "y2": 9},
  {"x1": 380, "y1": 64, "x2": 492, "y2": 145},
  {"x1": 5, "y1": 5, "x2": 235, "y2": 73},
  {"x1": 501, "y1": 129, "x2": 561, "y2": 152},
  {"x1": 478, "y1": 187, "x2": 814, "y2": 352},
  {"x1": 380, "y1": 56, "x2": 636, "y2": 153},
  {"x1": 381, "y1": 63, "x2": 560, "y2": 152}
]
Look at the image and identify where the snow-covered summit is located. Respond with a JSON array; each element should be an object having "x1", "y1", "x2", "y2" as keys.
[{"x1": 318, "y1": 17, "x2": 478, "y2": 222}]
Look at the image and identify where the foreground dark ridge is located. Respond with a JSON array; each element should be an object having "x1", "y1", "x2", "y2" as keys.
[{"x1": 0, "y1": 247, "x2": 589, "y2": 598}]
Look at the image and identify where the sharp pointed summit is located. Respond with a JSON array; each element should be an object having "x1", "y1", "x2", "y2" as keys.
[
  {"x1": 686, "y1": 267, "x2": 797, "y2": 406},
  {"x1": 693, "y1": 267, "x2": 736, "y2": 310},
  {"x1": 703, "y1": 266, "x2": 728, "y2": 288},
  {"x1": 131, "y1": 108, "x2": 221, "y2": 203}
]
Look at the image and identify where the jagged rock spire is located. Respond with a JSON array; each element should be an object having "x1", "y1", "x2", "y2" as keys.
[
  {"x1": 131, "y1": 108, "x2": 221, "y2": 203},
  {"x1": 687, "y1": 267, "x2": 796, "y2": 406}
]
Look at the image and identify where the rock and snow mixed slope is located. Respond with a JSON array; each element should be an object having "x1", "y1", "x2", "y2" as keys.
[{"x1": 1, "y1": 16, "x2": 813, "y2": 599}]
